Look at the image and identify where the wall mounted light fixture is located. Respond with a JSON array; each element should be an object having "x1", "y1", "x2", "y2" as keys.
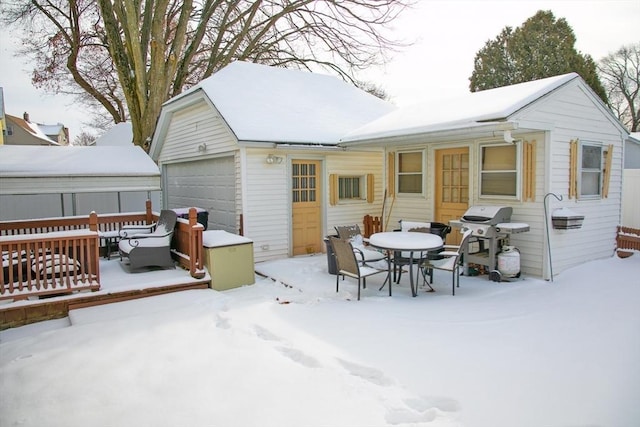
[
  {"x1": 266, "y1": 154, "x2": 283, "y2": 164},
  {"x1": 198, "y1": 143, "x2": 207, "y2": 152}
]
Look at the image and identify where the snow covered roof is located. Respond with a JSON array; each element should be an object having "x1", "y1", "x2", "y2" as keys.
[
  {"x1": 165, "y1": 61, "x2": 395, "y2": 145},
  {"x1": 342, "y1": 73, "x2": 580, "y2": 142},
  {"x1": 5, "y1": 114, "x2": 58, "y2": 145},
  {"x1": 95, "y1": 122, "x2": 133, "y2": 146},
  {"x1": 0, "y1": 145, "x2": 160, "y2": 195},
  {"x1": 38, "y1": 123, "x2": 65, "y2": 137}
]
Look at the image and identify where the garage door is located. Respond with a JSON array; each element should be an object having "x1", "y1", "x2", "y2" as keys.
[{"x1": 164, "y1": 157, "x2": 236, "y2": 232}]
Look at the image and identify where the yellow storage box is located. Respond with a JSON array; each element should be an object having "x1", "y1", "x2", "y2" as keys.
[{"x1": 202, "y1": 230, "x2": 255, "y2": 291}]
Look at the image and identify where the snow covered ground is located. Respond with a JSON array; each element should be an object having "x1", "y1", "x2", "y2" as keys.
[{"x1": 1, "y1": 253, "x2": 639, "y2": 427}]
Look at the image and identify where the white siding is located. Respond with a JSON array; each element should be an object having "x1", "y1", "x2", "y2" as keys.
[
  {"x1": 514, "y1": 81, "x2": 625, "y2": 278},
  {"x1": 242, "y1": 148, "x2": 385, "y2": 263},
  {"x1": 243, "y1": 149, "x2": 290, "y2": 263},
  {"x1": 378, "y1": 81, "x2": 626, "y2": 280},
  {"x1": 326, "y1": 150, "x2": 385, "y2": 233},
  {"x1": 157, "y1": 99, "x2": 237, "y2": 164}
]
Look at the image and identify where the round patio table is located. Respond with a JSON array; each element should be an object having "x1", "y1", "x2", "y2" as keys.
[{"x1": 368, "y1": 231, "x2": 443, "y2": 297}]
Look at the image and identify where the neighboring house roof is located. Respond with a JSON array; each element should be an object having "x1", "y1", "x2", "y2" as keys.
[
  {"x1": 95, "y1": 122, "x2": 133, "y2": 146},
  {"x1": 0, "y1": 145, "x2": 160, "y2": 194},
  {"x1": 342, "y1": 73, "x2": 622, "y2": 143},
  {"x1": 161, "y1": 61, "x2": 395, "y2": 145},
  {"x1": 39, "y1": 123, "x2": 64, "y2": 137},
  {"x1": 5, "y1": 114, "x2": 58, "y2": 145}
]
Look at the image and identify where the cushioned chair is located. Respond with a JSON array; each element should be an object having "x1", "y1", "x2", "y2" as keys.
[
  {"x1": 330, "y1": 236, "x2": 387, "y2": 300},
  {"x1": 419, "y1": 229, "x2": 473, "y2": 295},
  {"x1": 119, "y1": 210, "x2": 177, "y2": 270}
]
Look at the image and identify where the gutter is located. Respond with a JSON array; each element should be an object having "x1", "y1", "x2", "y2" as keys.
[{"x1": 339, "y1": 121, "x2": 519, "y2": 148}]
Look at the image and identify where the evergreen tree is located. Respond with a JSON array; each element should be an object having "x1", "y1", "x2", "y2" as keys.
[{"x1": 470, "y1": 10, "x2": 607, "y2": 103}]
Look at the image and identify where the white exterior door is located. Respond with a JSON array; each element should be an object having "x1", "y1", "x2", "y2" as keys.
[{"x1": 164, "y1": 157, "x2": 236, "y2": 232}]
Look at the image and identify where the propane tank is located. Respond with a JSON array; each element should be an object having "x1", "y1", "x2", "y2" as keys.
[{"x1": 497, "y1": 246, "x2": 520, "y2": 278}]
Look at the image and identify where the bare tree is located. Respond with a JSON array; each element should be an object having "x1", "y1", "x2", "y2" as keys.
[
  {"x1": 598, "y1": 43, "x2": 640, "y2": 132},
  {"x1": 2, "y1": 0, "x2": 410, "y2": 149},
  {"x1": 73, "y1": 131, "x2": 98, "y2": 146}
]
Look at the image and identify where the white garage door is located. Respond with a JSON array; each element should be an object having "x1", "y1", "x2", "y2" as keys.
[{"x1": 164, "y1": 157, "x2": 236, "y2": 232}]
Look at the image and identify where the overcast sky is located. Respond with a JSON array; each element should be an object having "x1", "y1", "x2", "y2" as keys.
[{"x1": 1, "y1": 0, "x2": 638, "y2": 141}]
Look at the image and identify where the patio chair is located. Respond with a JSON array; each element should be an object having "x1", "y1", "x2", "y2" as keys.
[
  {"x1": 330, "y1": 236, "x2": 387, "y2": 301},
  {"x1": 118, "y1": 209, "x2": 177, "y2": 270},
  {"x1": 419, "y1": 229, "x2": 473, "y2": 295},
  {"x1": 335, "y1": 224, "x2": 386, "y2": 265},
  {"x1": 393, "y1": 220, "x2": 432, "y2": 284}
]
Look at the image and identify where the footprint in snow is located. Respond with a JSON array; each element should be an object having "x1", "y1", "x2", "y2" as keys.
[
  {"x1": 337, "y1": 358, "x2": 394, "y2": 387},
  {"x1": 276, "y1": 346, "x2": 321, "y2": 368}
]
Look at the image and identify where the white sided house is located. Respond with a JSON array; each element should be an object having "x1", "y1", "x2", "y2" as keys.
[
  {"x1": 149, "y1": 61, "x2": 395, "y2": 263},
  {"x1": 342, "y1": 73, "x2": 628, "y2": 279}
]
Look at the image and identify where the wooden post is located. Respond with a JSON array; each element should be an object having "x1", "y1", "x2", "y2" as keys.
[
  {"x1": 145, "y1": 199, "x2": 153, "y2": 224},
  {"x1": 89, "y1": 211, "x2": 98, "y2": 232},
  {"x1": 188, "y1": 208, "x2": 198, "y2": 278}
]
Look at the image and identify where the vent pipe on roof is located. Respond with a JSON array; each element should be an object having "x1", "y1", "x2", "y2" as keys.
[{"x1": 23, "y1": 112, "x2": 30, "y2": 122}]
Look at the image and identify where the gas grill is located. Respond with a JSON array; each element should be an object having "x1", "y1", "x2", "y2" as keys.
[{"x1": 450, "y1": 206, "x2": 530, "y2": 275}]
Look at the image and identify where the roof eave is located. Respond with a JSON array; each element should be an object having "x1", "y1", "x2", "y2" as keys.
[{"x1": 340, "y1": 121, "x2": 519, "y2": 147}]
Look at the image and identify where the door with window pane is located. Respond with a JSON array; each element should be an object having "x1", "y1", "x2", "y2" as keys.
[
  {"x1": 292, "y1": 160, "x2": 322, "y2": 255},
  {"x1": 435, "y1": 148, "x2": 469, "y2": 245}
]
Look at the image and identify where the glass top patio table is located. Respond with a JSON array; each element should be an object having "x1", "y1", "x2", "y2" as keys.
[{"x1": 368, "y1": 232, "x2": 443, "y2": 297}]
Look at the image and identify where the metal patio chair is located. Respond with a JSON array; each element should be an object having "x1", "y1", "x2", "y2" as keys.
[
  {"x1": 330, "y1": 236, "x2": 388, "y2": 301},
  {"x1": 118, "y1": 209, "x2": 177, "y2": 270},
  {"x1": 419, "y1": 229, "x2": 472, "y2": 295}
]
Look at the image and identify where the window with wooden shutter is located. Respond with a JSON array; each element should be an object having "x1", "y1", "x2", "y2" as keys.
[
  {"x1": 602, "y1": 144, "x2": 613, "y2": 198},
  {"x1": 329, "y1": 173, "x2": 338, "y2": 206},
  {"x1": 366, "y1": 173, "x2": 375, "y2": 203},
  {"x1": 522, "y1": 140, "x2": 536, "y2": 202},
  {"x1": 572, "y1": 139, "x2": 606, "y2": 200},
  {"x1": 569, "y1": 139, "x2": 578, "y2": 199},
  {"x1": 387, "y1": 152, "x2": 395, "y2": 197}
]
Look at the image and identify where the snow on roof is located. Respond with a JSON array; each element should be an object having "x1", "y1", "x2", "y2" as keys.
[
  {"x1": 342, "y1": 73, "x2": 580, "y2": 142},
  {"x1": 171, "y1": 61, "x2": 395, "y2": 145},
  {"x1": 0, "y1": 145, "x2": 160, "y2": 177},
  {"x1": 95, "y1": 122, "x2": 133, "y2": 146},
  {"x1": 38, "y1": 123, "x2": 64, "y2": 136},
  {"x1": 6, "y1": 114, "x2": 58, "y2": 144}
]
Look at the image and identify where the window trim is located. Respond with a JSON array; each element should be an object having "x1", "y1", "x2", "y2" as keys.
[
  {"x1": 396, "y1": 150, "x2": 425, "y2": 196},
  {"x1": 478, "y1": 142, "x2": 521, "y2": 200},
  {"x1": 577, "y1": 140, "x2": 603, "y2": 200}
]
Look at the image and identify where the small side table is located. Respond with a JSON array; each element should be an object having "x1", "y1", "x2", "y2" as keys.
[{"x1": 98, "y1": 230, "x2": 121, "y2": 259}]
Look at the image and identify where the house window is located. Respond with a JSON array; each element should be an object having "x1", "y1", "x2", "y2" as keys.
[
  {"x1": 579, "y1": 142, "x2": 602, "y2": 199},
  {"x1": 339, "y1": 176, "x2": 363, "y2": 200},
  {"x1": 397, "y1": 151, "x2": 423, "y2": 194},
  {"x1": 480, "y1": 144, "x2": 519, "y2": 197}
]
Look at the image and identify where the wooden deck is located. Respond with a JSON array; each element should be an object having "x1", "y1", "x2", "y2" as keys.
[{"x1": 0, "y1": 257, "x2": 211, "y2": 330}]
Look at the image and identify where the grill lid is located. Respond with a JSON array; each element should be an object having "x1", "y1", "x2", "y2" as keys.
[{"x1": 461, "y1": 206, "x2": 513, "y2": 225}]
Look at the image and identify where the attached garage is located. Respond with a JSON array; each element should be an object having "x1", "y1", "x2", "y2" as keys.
[{"x1": 163, "y1": 156, "x2": 236, "y2": 233}]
